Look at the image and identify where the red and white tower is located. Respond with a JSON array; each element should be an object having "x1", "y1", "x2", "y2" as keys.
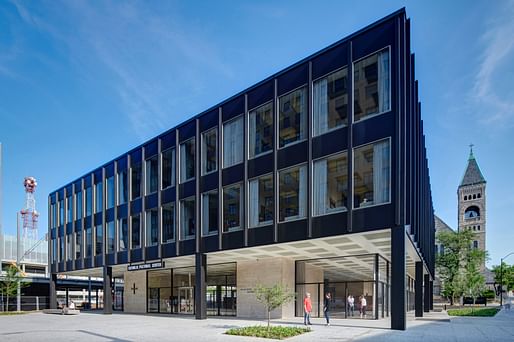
[{"x1": 20, "y1": 176, "x2": 39, "y2": 240}]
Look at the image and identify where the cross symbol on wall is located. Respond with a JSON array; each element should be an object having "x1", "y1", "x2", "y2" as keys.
[{"x1": 131, "y1": 283, "x2": 138, "y2": 294}]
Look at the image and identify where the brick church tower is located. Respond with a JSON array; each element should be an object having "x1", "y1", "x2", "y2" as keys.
[{"x1": 457, "y1": 145, "x2": 486, "y2": 269}]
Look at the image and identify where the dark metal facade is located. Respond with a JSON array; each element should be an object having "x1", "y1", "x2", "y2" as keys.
[{"x1": 48, "y1": 8, "x2": 434, "y2": 329}]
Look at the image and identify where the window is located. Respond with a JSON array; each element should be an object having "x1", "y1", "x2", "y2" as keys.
[
  {"x1": 118, "y1": 168, "x2": 128, "y2": 205},
  {"x1": 59, "y1": 237, "x2": 64, "y2": 261},
  {"x1": 85, "y1": 227, "x2": 92, "y2": 257},
  {"x1": 202, "y1": 128, "x2": 217, "y2": 175},
  {"x1": 313, "y1": 152, "x2": 348, "y2": 215},
  {"x1": 354, "y1": 48, "x2": 390, "y2": 122},
  {"x1": 313, "y1": 68, "x2": 348, "y2": 136},
  {"x1": 464, "y1": 206, "x2": 480, "y2": 219},
  {"x1": 464, "y1": 195, "x2": 467, "y2": 201},
  {"x1": 477, "y1": 193, "x2": 481, "y2": 198},
  {"x1": 59, "y1": 198, "x2": 64, "y2": 226},
  {"x1": 249, "y1": 103, "x2": 273, "y2": 158},
  {"x1": 95, "y1": 181, "x2": 103, "y2": 213},
  {"x1": 131, "y1": 215, "x2": 141, "y2": 249},
  {"x1": 51, "y1": 203, "x2": 57, "y2": 228},
  {"x1": 223, "y1": 116, "x2": 243, "y2": 168},
  {"x1": 75, "y1": 190, "x2": 83, "y2": 219},
  {"x1": 249, "y1": 174, "x2": 273, "y2": 227},
  {"x1": 131, "y1": 160, "x2": 142, "y2": 199},
  {"x1": 146, "y1": 155, "x2": 158, "y2": 194},
  {"x1": 106, "y1": 221, "x2": 115, "y2": 253},
  {"x1": 279, "y1": 165, "x2": 307, "y2": 222},
  {"x1": 75, "y1": 230, "x2": 82, "y2": 259},
  {"x1": 223, "y1": 184, "x2": 242, "y2": 232},
  {"x1": 118, "y1": 218, "x2": 128, "y2": 251},
  {"x1": 95, "y1": 224, "x2": 103, "y2": 256},
  {"x1": 162, "y1": 148, "x2": 176, "y2": 189},
  {"x1": 279, "y1": 87, "x2": 307, "y2": 147},
  {"x1": 106, "y1": 176, "x2": 115, "y2": 209},
  {"x1": 85, "y1": 186, "x2": 92, "y2": 216},
  {"x1": 52, "y1": 238, "x2": 58, "y2": 262},
  {"x1": 202, "y1": 190, "x2": 218, "y2": 235},
  {"x1": 146, "y1": 209, "x2": 159, "y2": 246},
  {"x1": 180, "y1": 197, "x2": 195, "y2": 240},
  {"x1": 66, "y1": 235, "x2": 72, "y2": 261},
  {"x1": 162, "y1": 203, "x2": 175, "y2": 243},
  {"x1": 180, "y1": 138, "x2": 195, "y2": 183},
  {"x1": 353, "y1": 139, "x2": 390, "y2": 208},
  {"x1": 66, "y1": 194, "x2": 73, "y2": 223},
  {"x1": 473, "y1": 240, "x2": 479, "y2": 249}
]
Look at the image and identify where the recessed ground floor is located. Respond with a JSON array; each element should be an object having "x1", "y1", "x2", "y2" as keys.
[{"x1": 52, "y1": 228, "x2": 433, "y2": 330}]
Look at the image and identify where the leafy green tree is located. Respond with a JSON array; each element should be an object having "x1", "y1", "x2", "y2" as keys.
[
  {"x1": 492, "y1": 262, "x2": 514, "y2": 292},
  {"x1": 0, "y1": 264, "x2": 28, "y2": 312},
  {"x1": 253, "y1": 284, "x2": 295, "y2": 329},
  {"x1": 463, "y1": 248, "x2": 486, "y2": 310},
  {"x1": 436, "y1": 229, "x2": 487, "y2": 305}
]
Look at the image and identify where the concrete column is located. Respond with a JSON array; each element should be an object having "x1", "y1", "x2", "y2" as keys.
[
  {"x1": 103, "y1": 266, "x2": 113, "y2": 314},
  {"x1": 88, "y1": 277, "x2": 92, "y2": 309},
  {"x1": 195, "y1": 253, "x2": 206, "y2": 319},
  {"x1": 415, "y1": 261, "x2": 423, "y2": 317},
  {"x1": 65, "y1": 288, "x2": 69, "y2": 307},
  {"x1": 391, "y1": 226, "x2": 406, "y2": 330},
  {"x1": 424, "y1": 274, "x2": 430, "y2": 313},
  {"x1": 49, "y1": 273, "x2": 57, "y2": 309}
]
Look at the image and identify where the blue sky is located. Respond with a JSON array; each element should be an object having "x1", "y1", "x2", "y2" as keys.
[{"x1": 1, "y1": 0, "x2": 513, "y2": 267}]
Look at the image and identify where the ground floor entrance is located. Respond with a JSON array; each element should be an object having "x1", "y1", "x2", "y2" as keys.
[
  {"x1": 146, "y1": 262, "x2": 236, "y2": 316},
  {"x1": 295, "y1": 254, "x2": 390, "y2": 320}
]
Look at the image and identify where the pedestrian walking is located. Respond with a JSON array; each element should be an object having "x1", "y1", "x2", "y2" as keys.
[
  {"x1": 324, "y1": 292, "x2": 331, "y2": 326},
  {"x1": 360, "y1": 295, "x2": 367, "y2": 319},
  {"x1": 347, "y1": 294, "x2": 354, "y2": 317},
  {"x1": 304, "y1": 293, "x2": 312, "y2": 325}
]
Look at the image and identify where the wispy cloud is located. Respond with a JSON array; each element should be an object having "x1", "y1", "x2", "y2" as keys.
[
  {"x1": 11, "y1": 0, "x2": 234, "y2": 141},
  {"x1": 471, "y1": 0, "x2": 514, "y2": 126}
]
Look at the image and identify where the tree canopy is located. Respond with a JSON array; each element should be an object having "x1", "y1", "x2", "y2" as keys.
[{"x1": 436, "y1": 229, "x2": 487, "y2": 304}]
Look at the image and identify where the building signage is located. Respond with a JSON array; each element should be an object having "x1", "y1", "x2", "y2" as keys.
[{"x1": 127, "y1": 261, "x2": 165, "y2": 271}]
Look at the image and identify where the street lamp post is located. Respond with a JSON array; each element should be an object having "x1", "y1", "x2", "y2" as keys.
[{"x1": 500, "y1": 252, "x2": 514, "y2": 308}]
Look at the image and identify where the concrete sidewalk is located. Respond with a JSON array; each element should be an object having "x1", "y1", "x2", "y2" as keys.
[{"x1": 0, "y1": 309, "x2": 512, "y2": 341}]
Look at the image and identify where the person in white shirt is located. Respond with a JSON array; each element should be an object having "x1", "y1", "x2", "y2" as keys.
[
  {"x1": 347, "y1": 295, "x2": 355, "y2": 317},
  {"x1": 360, "y1": 295, "x2": 367, "y2": 319}
]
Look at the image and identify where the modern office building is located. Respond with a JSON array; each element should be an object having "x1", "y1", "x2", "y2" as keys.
[{"x1": 48, "y1": 9, "x2": 434, "y2": 330}]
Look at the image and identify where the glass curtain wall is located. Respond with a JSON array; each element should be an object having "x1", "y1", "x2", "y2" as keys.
[
  {"x1": 202, "y1": 190, "x2": 218, "y2": 236},
  {"x1": 180, "y1": 197, "x2": 195, "y2": 240},
  {"x1": 201, "y1": 128, "x2": 217, "y2": 175},
  {"x1": 278, "y1": 165, "x2": 307, "y2": 222},
  {"x1": 180, "y1": 138, "x2": 195, "y2": 183},
  {"x1": 313, "y1": 152, "x2": 348, "y2": 215},
  {"x1": 162, "y1": 203, "x2": 175, "y2": 243},
  {"x1": 223, "y1": 184, "x2": 242, "y2": 232},
  {"x1": 146, "y1": 156, "x2": 158, "y2": 194},
  {"x1": 162, "y1": 148, "x2": 176, "y2": 189},
  {"x1": 295, "y1": 255, "x2": 390, "y2": 320}
]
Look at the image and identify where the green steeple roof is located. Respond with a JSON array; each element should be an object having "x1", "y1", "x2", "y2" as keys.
[{"x1": 459, "y1": 145, "x2": 486, "y2": 187}]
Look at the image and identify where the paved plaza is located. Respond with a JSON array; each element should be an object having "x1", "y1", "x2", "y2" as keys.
[{"x1": 0, "y1": 309, "x2": 513, "y2": 341}]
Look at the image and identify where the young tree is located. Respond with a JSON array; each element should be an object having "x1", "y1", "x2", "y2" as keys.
[
  {"x1": 463, "y1": 248, "x2": 486, "y2": 310},
  {"x1": 492, "y1": 262, "x2": 514, "y2": 293},
  {"x1": 253, "y1": 284, "x2": 295, "y2": 329},
  {"x1": 436, "y1": 229, "x2": 486, "y2": 305},
  {"x1": 0, "y1": 264, "x2": 28, "y2": 312}
]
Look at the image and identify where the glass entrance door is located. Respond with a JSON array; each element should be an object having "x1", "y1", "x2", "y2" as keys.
[{"x1": 178, "y1": 286, "x2": 194, "y2": 314}]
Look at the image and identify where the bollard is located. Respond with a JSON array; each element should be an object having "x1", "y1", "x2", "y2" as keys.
[{"x1": 36, "y1": 296, "x2": 39, "y2": 311}]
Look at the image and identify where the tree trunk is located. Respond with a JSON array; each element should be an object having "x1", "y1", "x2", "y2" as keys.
[
  {"x1": 6, "y1": 296, "x2": 9, "y2": 312},
  {"x1": 267, "y1": 309, "x2": 271, "y2": 329}
]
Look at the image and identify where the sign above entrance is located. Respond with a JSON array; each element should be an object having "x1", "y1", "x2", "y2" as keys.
[{"x1": 127, "y1": 261, "x2": 165, "y2": 271}]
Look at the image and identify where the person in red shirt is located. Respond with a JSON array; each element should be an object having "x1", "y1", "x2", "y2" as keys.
[{"x1": 303, "y1": 293, "x2": 312, "y2": 325}]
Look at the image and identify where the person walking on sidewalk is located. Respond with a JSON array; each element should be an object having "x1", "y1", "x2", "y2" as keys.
[
  {"x1": 304, "y1": 293, "x2": 312, "y2": 325},
  {"x1": 324, "y1": 292, "x2": 332, "y2": 326},
  {"x1": 347, "y1": 294, "x2": 355, "y2": 317}
]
